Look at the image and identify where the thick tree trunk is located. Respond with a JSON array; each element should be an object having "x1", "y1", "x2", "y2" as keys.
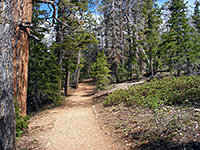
[
  {"x1": 0, "y1": 0, "x2": 16, "y2": 149},
  {"x1": 74, "y1": 50, "x2": 81, "y2": 89},
  {"x1": 13, "y1": 0, "x2": 33, "y2": 116}
]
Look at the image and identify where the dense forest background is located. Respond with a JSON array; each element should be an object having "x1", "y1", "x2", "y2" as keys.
[{"x1": 27, "y1": 0, "x2": 200, "y2": 113}]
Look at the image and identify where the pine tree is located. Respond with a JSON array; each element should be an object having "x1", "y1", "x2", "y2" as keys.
[
  {"x1": 193, "y1": 0, "x2": 200, "y2": 33},
  {"x1": 90, "y1": 52, "x2": 111, "y2": 90},
  {"x1": 141, "y1": 0, "x2": 162, "y2": 76},
  {"x1": 192, "y1": 0, "x2": 200, "y2": 73},
  {"x1": 28, "y1": 3, "x2": 62, "y2": 112},
  {"x1": 54, "y1": 0, "x2": 97, "y2": 90},
  {"x1": 0, "y1": 0, "x2": 16, "y2": 148},
  {"x1": 160, "y1": 0, "x2": 194, "y2": 76},
  {"x1": 13, "y1": 0, "x2": 33, "y2": 116}
]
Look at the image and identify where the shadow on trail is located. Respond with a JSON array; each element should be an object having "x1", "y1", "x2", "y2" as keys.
[
  {"x1": 60, "y1": 100, "x2": 93, "y2": 109},
  {"x1": 80, "y1": 78, "x2": 95, "y2": 83},
  {"x1": 59, "y1": 79, "x2": 98, "y2": 109},
  {"x1": 82, "y1": 89, "x2": 98, "y2": 97}
]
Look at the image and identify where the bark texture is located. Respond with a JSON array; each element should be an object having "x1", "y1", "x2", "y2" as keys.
[
  {"x1": 65, "y1": 70, "x2": 70, "y2": 96},
  {"x1": 74, "y1": 50, "x2": 81, "y2": 89},
  {"x1": 13, "y1": 0, "x2": 33, "y2": 116},
  {"x1": 0, "y1": 0, "x2": 16, "y2": 149}
]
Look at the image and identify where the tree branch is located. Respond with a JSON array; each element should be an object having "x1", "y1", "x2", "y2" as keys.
[
  {"x1": 29, "y1": 33, "x2": 40, "y2": 41},
  {"x1": 55, "y1": 17, "x2": 75, "y2": 30},
  {"x1": 35, "y1": 0, "x2": 56, "y2": 24}
]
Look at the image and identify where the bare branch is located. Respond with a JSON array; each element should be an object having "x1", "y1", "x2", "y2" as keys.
[{"x1": 35, "y1": 0, "x2": 56, "y2": 24}]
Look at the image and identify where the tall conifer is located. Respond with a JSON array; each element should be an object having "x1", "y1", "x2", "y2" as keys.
[
  {"x1": 160, "y1": 0, "x2": 194, "y2": 75},
  {"x1": 28, "y1": 3, "x2": 62, "y2": 112},
  {"x1": 193, "y1": 0, "x2": 200, "y2": 33},
  {"x1": 141, "y1": 0, "x2": 162, "y2": 76}
]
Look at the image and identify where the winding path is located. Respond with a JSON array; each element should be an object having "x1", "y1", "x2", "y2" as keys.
[{"x1": 17, "y1": 79, "x2": 120, "y2": 150}]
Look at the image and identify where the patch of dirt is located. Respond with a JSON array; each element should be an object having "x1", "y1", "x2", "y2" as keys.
[
  {"x1": 16, "y1": 79, "x2": 123, "y2": 150},
  {"x1": 94, "y1": 102, "x2": 200, "y2": 149}
]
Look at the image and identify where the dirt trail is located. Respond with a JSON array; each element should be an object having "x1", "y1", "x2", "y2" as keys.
[{"x1": 17, "y1": 79, "x2": 121, "y2": 150}]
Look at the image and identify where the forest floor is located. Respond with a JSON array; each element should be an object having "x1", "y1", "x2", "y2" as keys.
[
  {"x1": 16, "y1": 79, "x2": 125, "y2": 150},
  {"x1": 16, "y1": 77, "x2": 200, "y2": 150}
]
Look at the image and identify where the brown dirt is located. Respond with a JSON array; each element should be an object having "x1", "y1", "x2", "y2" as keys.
[
  {"x1": 16, "y1": 79, "x2": 123, "y2": 150},
  {"x1": 95, "y1": 103, "x2": 200, "y2": 150}
]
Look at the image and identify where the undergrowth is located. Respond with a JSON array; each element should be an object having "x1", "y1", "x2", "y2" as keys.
[
  {"x1": 15, "y1": 102, "x2": 30, "y2": 140},
  {"x1": 103, "y1": 76, "x2": 200, "y2": 149},
  {"x1": 105, "y1": 76, "x2": 200, "y2": 108}
]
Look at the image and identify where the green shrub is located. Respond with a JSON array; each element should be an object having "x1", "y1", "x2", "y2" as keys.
[
  {"x1": 104, "y1": 76, "x2": 200, "y2": 146},
  {"x1": 15, "y1": 102, "x2": 30, "y2": 139},
  {"x1": 104, "y1": 76, "x2": 200, "y2": 108}
]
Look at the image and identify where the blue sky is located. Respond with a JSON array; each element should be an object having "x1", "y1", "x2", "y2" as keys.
[
  {"x1": 156, "y1": 0, "x2": 196, "y2": 7},
  {"x1": 39, "y1": 0, "x2": 197, "y2": 18}
]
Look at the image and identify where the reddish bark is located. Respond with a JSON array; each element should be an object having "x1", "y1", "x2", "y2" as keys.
[{"x1": 13, "y1": 0, "x2": 33, "y2": 116}]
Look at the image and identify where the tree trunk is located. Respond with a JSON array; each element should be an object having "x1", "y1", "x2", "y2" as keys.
[
  {"x1": 114, "y1": 61, "x2": 120, "y2": 83},
  {"x1": 149, "y1": 46, "x2": 154, "y2": 76},
  {"x1": 56, "y1": 29, "x2": 64, "y2": 93},
  {"x1": 64, "y1": 70, "x2": 70, "y2": 96},
  {"x1": 0, "y1": 0, "x2": 16, "y2": 149},
  {"x1": 87, "y1": 64, "x2": 90, "y2": 78},
  {"x1": 74, "y1": 50, "x2": 81, "y2": 89},
  {"x1": 186, "y1": 57, "x2": 191, "y2": 75},
  {"x1": 119, "y1": 0, "x2": 125, "y2": 66},
  {"x1": 56, "y1": 2, "x2": 64, "y2": 94},
  {"x1": 13, "y1": 0, "x2": 33, "y2": 116},
  {"x1": 127, "y1": 22, "x2": 134, "y2": 79}
]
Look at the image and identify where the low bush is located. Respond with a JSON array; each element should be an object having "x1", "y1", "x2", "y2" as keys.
[
  {"x1": 104, "y1": 76, "x2": 200, "y2": 148},
  {"x1": 15, "y1": 103, "x2": 30, "y2": 139},
  {"x1": 104, "y1": 76, "x2": 200, "y2": 108}
]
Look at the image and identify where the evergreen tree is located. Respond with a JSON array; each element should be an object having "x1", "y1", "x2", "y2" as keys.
[
  {"x1": 28, "y1": 4, "x2": 62, "y2": 112},
  {"x1": 54, "y1": 0, "x2": 97, "y2": 90},
  {"x1": 160, "y1": 0, "x2": 194, "y2": 76},
  {"x1": 90, "y1": 52, "x2": 111, "y2": 90},
  {"x1": 141, "y1": 0, "x2": 162, "y2": 76},
  {"x1": 0, "y1": 0, "x2": 16, "y2": 148},
  {"x1": 192, "y1": 0, "x2": 200, "y2": 73},
  {"x1": 193, "y1": 0, "x2": 200, "y2": 33}
]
